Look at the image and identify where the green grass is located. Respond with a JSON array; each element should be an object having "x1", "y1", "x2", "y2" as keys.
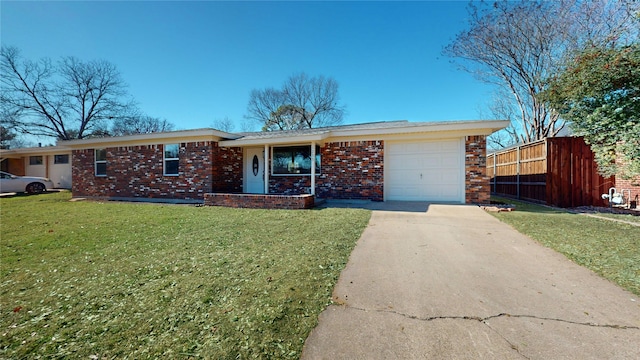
[
  {"x1": 0, "y1": 192, "x2": 371, "y2": 359},
  {"x1": 490, "y1": 196, "x2": 640, "y2": 295}
]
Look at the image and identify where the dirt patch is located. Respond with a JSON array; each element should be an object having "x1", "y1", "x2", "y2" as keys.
[{"x1": 479, "y1": 203, "x2": 516, "y2": 212}]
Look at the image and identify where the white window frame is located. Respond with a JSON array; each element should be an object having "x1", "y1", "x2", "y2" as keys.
[
  {"x1": 95, "y1": 149, "x2": 107, "y2": 177},
  {"x1": 163, "y1": 144, "x2": 180, "y2": 176}
]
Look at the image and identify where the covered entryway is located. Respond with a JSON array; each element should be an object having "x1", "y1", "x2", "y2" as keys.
[{"x1": 385, "y1": 138, "x2": 464, "y2": 202}]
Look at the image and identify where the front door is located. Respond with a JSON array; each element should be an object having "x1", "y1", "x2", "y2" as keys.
[{"x1": 245, "y1": 148, "x2": 265, "y2": 194}]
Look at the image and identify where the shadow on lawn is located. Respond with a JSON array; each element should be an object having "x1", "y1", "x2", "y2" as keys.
[
  {"x1": 0, "y1": 190, "x2": 65, "y2": 199},
  {"x1": 317, "y1": 200, "x2": 432, "y2": 213}
]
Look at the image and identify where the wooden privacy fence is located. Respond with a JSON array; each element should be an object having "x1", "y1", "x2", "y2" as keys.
[{"x1": 486, "y1": 137, "x2": 615, "y2": 208}]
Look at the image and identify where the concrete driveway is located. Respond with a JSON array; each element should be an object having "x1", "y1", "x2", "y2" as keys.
[{"x1": 302, "y1": 203, "x2": 640, "y2": 359}]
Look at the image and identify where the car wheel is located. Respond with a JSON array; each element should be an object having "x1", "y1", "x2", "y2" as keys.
[{"x1": 26, "y1": 182, "x2": 46, "y2": 194}]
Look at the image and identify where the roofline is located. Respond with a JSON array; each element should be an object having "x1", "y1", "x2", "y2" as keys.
[
  {"x1": 219, "y1": 120, "x2": 509, "y2": 146},
  {"x1": 331, "y1": 120, "x2": 509, "y2": 137},
  {"x1": 1, "y1": 120, "x2": 510, "y2": 152},
  {"x1": 219, "y1": 132, "x2": 331, "y2": 147},
  {"x1": 0, "y1": 145, "x2": 72, "y2": 157},
  {"x1": 61, "y1": 128, "x2": 241, "y2": 148}
]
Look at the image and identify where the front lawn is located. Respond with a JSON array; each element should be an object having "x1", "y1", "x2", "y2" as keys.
[
  {"x1": 489, "y1": 196, "x2": 640, "y2": 295},
  {"x1": 0, "y1": 192, "x2": 371, "y2": 359}
]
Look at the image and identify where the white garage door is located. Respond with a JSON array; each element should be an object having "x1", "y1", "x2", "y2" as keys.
[{"x1": 386, "y1": 139, "x2": 464, "y2": 202}]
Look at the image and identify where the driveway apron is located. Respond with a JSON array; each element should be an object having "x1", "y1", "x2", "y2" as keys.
[{"x1": 302, "y1": 204, "x2": 640, "y2": 359}]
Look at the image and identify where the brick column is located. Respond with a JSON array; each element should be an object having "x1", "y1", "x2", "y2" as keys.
[{"x1": 465, "y1": 135, "x2": 490, "y2": 204}]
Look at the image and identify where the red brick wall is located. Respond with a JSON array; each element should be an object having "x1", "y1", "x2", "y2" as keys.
[
  {"x1": 204, "y1": 193, "x2": 314, "y2": 209},
  {"x1": 72, "y1": 142, "x2": 242, "y2": 200},
  {"x1": 212, "y1": 145, "x2": 243, "y2": 193},
  {"x1": 615, "y1": 176, "x2": 640, "y2": 208},
  {"x1": 317, "y1": 140, "x2": 384, "y2": 201},
  {"x1": 269, "y1": 175, "x2": 312, "y2": 195},
  {"x1": 465, "y1": 135, "x2": 490, "y2": 204}
]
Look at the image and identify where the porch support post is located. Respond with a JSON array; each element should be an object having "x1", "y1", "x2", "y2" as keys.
[
  {"x1": 310, "y1": 141, "x2": 316, "y2": 195},
  {"x1": 264, "y1": 144, "x2": 269, "y2": 194}
]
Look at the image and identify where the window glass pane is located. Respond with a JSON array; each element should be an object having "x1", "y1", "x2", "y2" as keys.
[
  {"x1": 273, "y1": 148, "x2": 293, "y2": 174},
  {"x1": 316, "y1": 152, "x2": 321, "y2": 170},
  {"x1": 29, "y1": 156, "x2": 43, "y2": 165},
  {"x1": 165, "y1": 144, "x2": 179, "y2": 159},
  {"x1": 165, "y1": 159, "x2": 179, "y2": 175},
  {"x1": 95, "y1": 149, "x2": 107, "y2": 161},
  {"x1": 272, "y1": 146, "x2": 320, "y2": 175},
  {"x1": 54, "y1": 154, "x2": 69, "y2": 164},
  {"x1": 294, "y1": 147, "x2": 311, "y2": 173},
  {"x1": 96, "y1": 162, "x2": 107, "y2": 176}
]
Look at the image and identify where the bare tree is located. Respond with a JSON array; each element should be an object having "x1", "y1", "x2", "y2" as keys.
[
  {"x1": 110, "y1": 115, "x2": 174, "y2": 136},
  {"x1": 0, "y1": 125, "x2": 16, "y2": 149},
  {"x1": 484, "y1": 90, "x2": 521, "y2": 150},
  {"x1": 246, "y1": 73, "x2": 346, "y2": 131},
  {"x1": 263, "y1": 104, "x2": 308, "y2": 131},
  {"x1": 445, "y1": 0, "x2": 639, "y2": 145},
  {"x1": 212, "y1": 116, "x2": 235, "y2": 132},
  {"x1": 0, "y1": 46, "x2": 135, "y2": 140},
  {"x1": 246, "y1": 88, "x2": 286, "y2": 131},
  {"x1": 282, "y1": 73, "x2": 345, "y2": 129}
]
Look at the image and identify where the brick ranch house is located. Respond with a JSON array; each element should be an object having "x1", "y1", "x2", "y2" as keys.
[{"x1": 2, "y1": 120, "x2": 509, "y2": 207}]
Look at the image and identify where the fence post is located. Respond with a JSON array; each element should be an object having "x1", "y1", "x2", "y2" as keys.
[
  {"x1": 492, "y1": 153, "x2": 497, "y2": 194},
  {"x1": 516, "y1": 145, "x2": 521, "y2": 199},
  {"x1": 544, "y1": 138, "x2": 548, "y2": 205}
]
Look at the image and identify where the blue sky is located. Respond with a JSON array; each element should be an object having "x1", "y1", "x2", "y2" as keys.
[{"x1": 2, "y1": 0, "x2": 494, "y2": 134}]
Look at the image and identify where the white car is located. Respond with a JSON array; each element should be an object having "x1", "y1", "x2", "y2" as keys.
[{"x1": 0, "y1": 171, "x2": 54, "y2": 194}]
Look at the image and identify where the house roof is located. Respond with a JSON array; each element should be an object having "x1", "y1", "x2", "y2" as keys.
[
  {"x1": 220, "y1": 119, "x2": 509, "y2": 146},
  {"x1": 0, "y1": 120, "x2": 509, "y2": 154},
  {"x1": 61, "y1": 128, "x2": 242, "y2": 148},
  {"x1": 235, "y1": 120, "x2": 414, "y2": 138},
  {"x1": 0, "y1": 145, "x2": 71, "y2": 159}
]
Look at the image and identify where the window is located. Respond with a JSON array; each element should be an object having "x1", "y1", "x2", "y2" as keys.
[
  {"x1": 95, "y1": 149, "x2": 107, "y2": 176},
  {"x1": 54, "y1": 154, "x2": 69, "y2": 164},
  {"x1": 29, "y1": 156, "x2": 43, "y2": 165},
  {"x1": 164, "y1": 144, "x2": 179, "y2": 176},
  {"x1": 272, "y1": 145, "x2": 321, "y2": 175}
]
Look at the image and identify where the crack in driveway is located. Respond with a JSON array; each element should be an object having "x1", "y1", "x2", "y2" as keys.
[
  {"x1": 337, "y1": 303, "x2": 640, "y2": 330},
  {"x1": 333, "y1": 303, "x2": 640, "y2": 359}
]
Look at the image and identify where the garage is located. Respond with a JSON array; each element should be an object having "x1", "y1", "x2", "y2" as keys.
[{"x1": 386, "y1": 138, "x2": 464, "y2": 202}]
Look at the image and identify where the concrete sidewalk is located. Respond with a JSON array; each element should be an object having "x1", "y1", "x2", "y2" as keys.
[{"x1": 302, "y1": 204, "x2": 640, "y2": 359}]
